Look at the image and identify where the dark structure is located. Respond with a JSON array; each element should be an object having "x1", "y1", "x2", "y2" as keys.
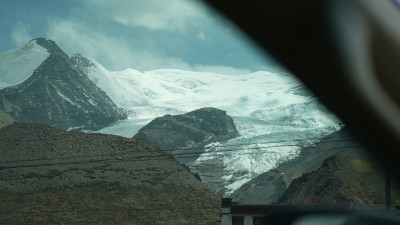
[{"x1": 220, "y1": 198, "x2": 295, "y2": 225}]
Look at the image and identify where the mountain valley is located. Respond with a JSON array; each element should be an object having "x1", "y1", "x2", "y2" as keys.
[{"x1": 1, "y1": 38, "x2": 375, "y2": 209}]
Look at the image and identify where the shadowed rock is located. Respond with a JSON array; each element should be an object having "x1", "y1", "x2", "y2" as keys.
[{"x1": 134, "y1": 107, "x2": 239, "y2": 163}]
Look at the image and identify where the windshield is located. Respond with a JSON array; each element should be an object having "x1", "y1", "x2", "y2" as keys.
[{"x1": 0, "y1": 0, "x2": 399, "y2": 224}]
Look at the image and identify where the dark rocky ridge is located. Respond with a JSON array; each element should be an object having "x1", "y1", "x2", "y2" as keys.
[
  {"x1": 0, "y1": 123, "x2": 220, "y2": 224},
  {"x1": 134, "y1": 107, "x2": 239, "y2": 163},
  {"x1": 230, "y1": 128, "x2": 364, "y2": 204},
  {"x1": 71, "y1": 53, "x2": 95, "y2": 74},
  {"x1": 0, "y1": 38, "x2": 126, "y2": 131},
  {"x1": 278, "y1": 153, "x2": 400, "y2": 208}
]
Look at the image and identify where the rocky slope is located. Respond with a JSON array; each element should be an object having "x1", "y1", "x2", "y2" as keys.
[
  {"x1": 0, "y1": 110, "x2": 14, "y2": 128},
  {"x1": 230, "y1": 128, "x2": 363, "y2": 204},
  {"x1": 134, "y1": 107, "x2": 239, "y2": 163},
  {"x1": 0, "y1": 123, "x2": 220, "y2": 224},
  {"x1": 277, "y1": 152, "x2": 400, "y2": 208},
  {"x1": 0, "y1": 38, "x2": 126, "y2": 131}
]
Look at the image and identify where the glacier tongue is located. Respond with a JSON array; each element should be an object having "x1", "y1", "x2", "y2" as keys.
[
  {"x1": 0, "y1": 40, "x2": 50, "y2": 89},
  {"x1": 191, "y1": 99, "x2": 343, "y2": 196},
  {"x1": 83, "y1": 57, "x2": 342, "y2": 195}
]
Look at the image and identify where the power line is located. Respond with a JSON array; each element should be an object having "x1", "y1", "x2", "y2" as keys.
[
  {"x1": 0, "y1": 137, "x2": 358, "y2": 165},
  {"x1": 0, "y1": 138, "x2": 360, "y2": 167},
  {"x1": 162, "y1": 135, "x2": 357, "y2": 152},
  {"x1": 0, "y1": 138, "x2": 357, "y2": 165},
  {"x1": 177, "y1": 145, "x2": 362, "y2": 160},
  {"x1": 0, "y1": 206, "x2": 213, "y2": 214},
  {"x1": 0, "y1": 154, "x2": 170, "y2": 170},
  {"x1": 0, "y1": 145, "x2": 362, "y2": 170}
]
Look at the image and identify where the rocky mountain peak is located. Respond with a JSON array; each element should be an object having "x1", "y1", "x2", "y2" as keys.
[
  {"x1": 185, "y1": 107, "x2": 238, "y2": 136},
  {"x1": 33, "y1": 38, "x2": 68, "y2": 58},
  {"x1": 71, "y1": 53, "x2": 95, "y2": 74},
  {"x1": 71, "y1": 53, "x2": 94, "y2": 68},
  {"x1": 134, "y1": 107, "x2": 239, "y2": 163},
  {"x1": 0, "y1": 38, "x2": 127, "y2": 131}
]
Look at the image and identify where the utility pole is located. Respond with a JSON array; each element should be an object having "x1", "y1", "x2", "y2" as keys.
[{"x1": 385, "y1": 167, "x2": 391, "y2": 213}]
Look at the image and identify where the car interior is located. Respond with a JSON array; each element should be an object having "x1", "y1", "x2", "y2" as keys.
[
  {"x1": 203, "y1": 0, "x2": 400, "y2": 224},
  {"x1": 2, "y1": 0, "x2": 400, "y2": 224}
]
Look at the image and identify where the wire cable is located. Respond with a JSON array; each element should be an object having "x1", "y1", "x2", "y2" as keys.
[
  {"x1": 0, "y1": 137, "x2": 359, "y2": 165},
  {"x1": 0, "y1": 145, "x2": 363, "y2": 169}
]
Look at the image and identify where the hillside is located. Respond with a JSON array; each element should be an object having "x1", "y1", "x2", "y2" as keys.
[
  {"x1": 278, "y1": 152, "x2": 400, "y2": 208},
  {"x1": 230, "y1": 128, "x2": 363, "y2": 203},
  {"x1": 0, "y1": 123, "x2": 220, "y2": 224}
]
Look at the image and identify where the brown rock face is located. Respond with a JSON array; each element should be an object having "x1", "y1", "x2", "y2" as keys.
[{"x1": 278, "y1": 153, "x2": 400, "y2": 209}]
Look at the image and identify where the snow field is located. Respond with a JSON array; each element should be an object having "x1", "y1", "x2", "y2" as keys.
[{"x1": 0, "y1": 41, "x2": 50, "y2": 89}]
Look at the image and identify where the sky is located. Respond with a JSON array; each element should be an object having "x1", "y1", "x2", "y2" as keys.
[{"x1": 0, "y1": 0, "x2": 285, "y2": 74}]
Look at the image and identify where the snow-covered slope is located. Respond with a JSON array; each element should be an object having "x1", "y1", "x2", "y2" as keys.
[
  {"x1": 0, "y1": 41, "x2": 50, "y2": 89},
  {"x1": 82, "y1": 57, "x2": 308, "y2": 120},
  {"x1": 79, "y1": 57, "x2": 342, "y2": 195},
  {"x1": 193, "y1": 100, "x2": 342, "y2": 195}
]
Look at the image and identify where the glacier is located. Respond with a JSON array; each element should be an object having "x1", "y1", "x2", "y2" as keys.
[{"x1": 82, "y1": 57, "x2": 343, "y2": 195}]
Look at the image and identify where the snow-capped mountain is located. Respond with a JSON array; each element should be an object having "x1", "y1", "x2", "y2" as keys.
[
  {"x1": 0, "y1": 38, "x2": 126, "y2": 131},
  {"x1": 0, "y1": 38, "x2": 343, "y2": 196},
  {"x1": 76, "y1": 55, "x2": 343, "y2": 195}
]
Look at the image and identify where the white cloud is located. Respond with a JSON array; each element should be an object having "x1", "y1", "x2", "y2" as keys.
[
  {"x1": 46, "y1": 18, "x2": 194, "y2": 71},
  {"x1": 197, "y1": 31, "x2": 206, "y2": 41},
  {"x1": 44, "y1": 0, "x2": 258, "y2": 75},
  {"x1": 85, "y1": 0, "x2": 209, "y2": 32},
  {"x1": 46, "y1": 18, "x2": 254, "y2": 75},
  {"x1": 11, "y1": 21, "x2": 32, "y2": 47}
]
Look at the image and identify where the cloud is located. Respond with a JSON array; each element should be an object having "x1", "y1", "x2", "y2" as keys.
[
  {"x1": 85, "y1": 0, "x2": 209, "y2": 32},
  {"x1": 11, "y1": 21, "x2": 32, "y2": 47},
  {"x1": 47, "y1": 18, "x2": 255, "y2": 75},
  {"x1": 44, "y1": 1, "x2": 260, "y2": 74},
  {"x1": 47, "y1": 19, "x2": 129, "y2": 69},
  {"x1": 197, "y1": 31, "x2": 206, "y2": 41},
  {"x1": 46, "y1": 18, "x2": 194, "y2": 71}
]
